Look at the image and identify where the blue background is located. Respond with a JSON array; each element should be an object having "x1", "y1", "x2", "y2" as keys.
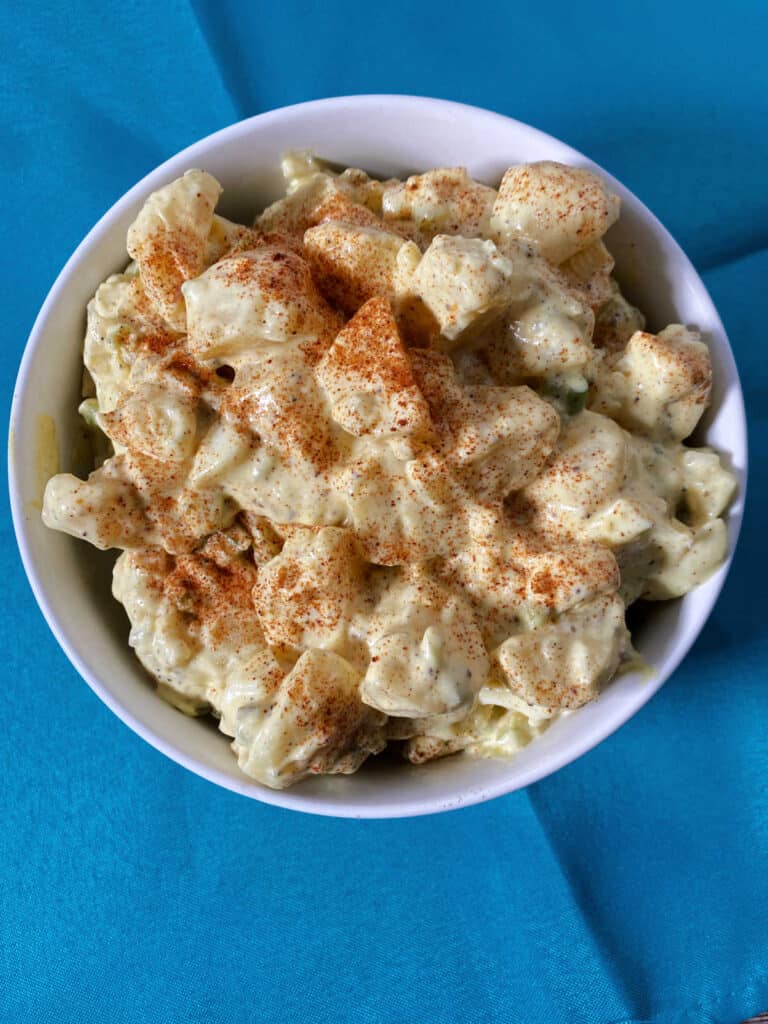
[{"x1": 1, "y1": 2, "x2": 766, "y2": 1022}]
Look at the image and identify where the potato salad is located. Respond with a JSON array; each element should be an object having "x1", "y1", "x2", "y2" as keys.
[{"x1": 43, "y1": 153, "x2": 736, "y2": 788}]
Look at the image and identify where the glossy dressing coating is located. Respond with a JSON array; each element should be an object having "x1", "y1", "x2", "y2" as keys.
[{"x1": 43, "y1": 156, "x2": 736, "y2": 788}]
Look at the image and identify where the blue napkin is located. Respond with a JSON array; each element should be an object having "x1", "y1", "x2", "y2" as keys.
[{"x1": 1, "y1": 2, "x2": 766, "y2": 1022}]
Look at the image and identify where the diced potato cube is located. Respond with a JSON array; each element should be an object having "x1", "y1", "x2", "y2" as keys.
[
  {"x1": 281, "y1": 150, "x2": 334, "y2": 192},
  {"x1": 124, "y1": 447, "x2": 236, "y2": 554},
  {"x1": 127, "y1": 170, "x2": 222, "y2": 330},
  {"x1": 491, "y1": 161, "x2": 620, "y2": 264},
  {"x1": 85, "y1": 267, "x2": 176, "y2": 413},
  {"x1": 521, "y1": 411, "x2": 628, "y2": 534},
  {"x1": 411, "y1": 235, "x2": 515, "y2": 346},
  {"x1": 102, "y1": 382, "x2": 199, "y2": 463},
  {"x1": 223, "y1": 349, "x2": 335, "y2": 469},
  {"x1": 411, "y1": 350, "x2": 560, "y2": 500},
  {"x1": 560, "y1": 240, "x2": 615, "y2": 310},
  {"x1": 620, "y1": 517, "x2": 729, "y2": 602},
  {"x1": 183, "y1": 245, "x2": 341, "y2": 359},
  {"x1": 111, "y1": 536, "x2": 265, "y2": 716},
  {"x1": 303, "y1": 221, "x2": 419, "y2": 314},
  {"x1": 42, "y1": 458, "x2": 151, "y2": 551},
  {"x1": 258, "y1": 170, "x2": 385, "y2": 237},
  {"x1": 493, "y1": 592, "x2": 628, "y2": 711},
  {"x1": 217, "y1": 648, "x2": 286, "y2": 737},
  {"x1": 188, "y1": 418, "x2": 254, "y2": 490},
  {"x1": 315, "y1": 297, "x2": 432, "y2": 438},
  {"x1": 254, "y1": 527, "x2": 363, "y2": 652},
  {"x1": 381, "y1": 167, "x2": 496, "y2": 243},
  {"x1": 503, "y1": 301, "x2": 594, "y2": 380},
  {"x1": 440, "y1": 512, "x2": 620, "y2": 641},
  {"x1": 360, "y1": 570, "x2": 488, "y2": 719},
  {"x1": 232, "y1": 649, "x2": 386, "y2": 788},
  {"x1": 591, "y1": 326, "x2": 712, "y2": 442},
  {"x1": 678, "y1": 449, "x2": 736, "y2": 525},
  {"x1": 582, "y1": 497, "x2": 654, "y2": 546}
]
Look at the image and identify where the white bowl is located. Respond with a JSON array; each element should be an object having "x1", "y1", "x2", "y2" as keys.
[{"x1": 8, "y1": 96, "x2": 747, "y2": 818}]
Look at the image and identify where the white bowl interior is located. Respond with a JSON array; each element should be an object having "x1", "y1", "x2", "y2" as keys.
[{"x1": 9, "y1": 97, "x2": 747, "y2": 817}]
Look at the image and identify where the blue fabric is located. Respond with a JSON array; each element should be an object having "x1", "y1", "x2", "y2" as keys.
[{"x1": 1, "y1": 2, "x2": 766, "y2": 1021}]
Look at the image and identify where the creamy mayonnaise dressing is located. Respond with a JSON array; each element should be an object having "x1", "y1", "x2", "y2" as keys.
[{"x1": 42, "y1": 155, "x2": 735, "y2": 788}]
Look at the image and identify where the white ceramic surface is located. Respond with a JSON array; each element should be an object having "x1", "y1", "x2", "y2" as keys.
[{"x1": 8, "y1": 96, "x2": 747, "y2": 818}]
